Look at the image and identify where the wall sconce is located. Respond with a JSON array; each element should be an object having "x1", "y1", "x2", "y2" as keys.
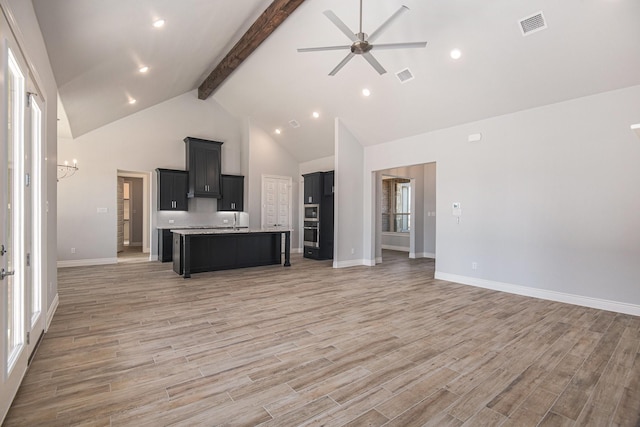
[{"x1": 57, "y1": 159, "x2": 78, "y2": 181}]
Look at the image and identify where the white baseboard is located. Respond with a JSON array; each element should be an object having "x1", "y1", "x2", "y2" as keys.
[
  {"x1": 334, "y1": 258, "x2": 371, "y2": 268},
  {"x1": 57, "y1": 257, "x2": 118, "y2": 268},
  {"x1": 416, "y1": 252, "x2": 436, "y2": 259},
  {"x1": 46, "y1": 293, "x2": 59, "y2": 331},
  {"x1": 382, "y1": 245, "x2": 409, "y2": 252},
  {"x1": 435, "y1": 272, "x2": 640, "y2": 317}
]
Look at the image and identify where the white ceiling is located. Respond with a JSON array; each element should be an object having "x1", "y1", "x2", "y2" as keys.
[{"x1": 34, "y1": 0, "x2": 640, "y2": 162}]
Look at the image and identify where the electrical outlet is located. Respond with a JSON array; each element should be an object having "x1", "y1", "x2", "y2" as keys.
[
  {"x1": 223, "y1": 219, "x2": 229, "y2": 224},
  {"x1": 71, "y1": 247, "x2": 76, "y2": 254},
  {"x1": 351, "y1": 248, "x2": 355, "y2": 254},
  {"x1": 168, "y1": 219, "x2": 175, "y2": 224},
  {"x1": 472, "y1": 262, "x2": 478, "y2": 270}
]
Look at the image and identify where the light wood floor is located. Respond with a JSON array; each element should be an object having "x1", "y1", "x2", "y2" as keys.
[{"x1": 4, "y1": 251, "x2": 640, "y2": 426}]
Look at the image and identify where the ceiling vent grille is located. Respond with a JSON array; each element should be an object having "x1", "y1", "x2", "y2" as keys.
[
  {"x1": 396, "y1": 68, "x2": 414, "y2": 84},
  {"x1": 288, "y1": 119, "x2": 300, "y2": 128},
  {"x1": 519, "y1": 11, "x2": 547, "y2": 36}
]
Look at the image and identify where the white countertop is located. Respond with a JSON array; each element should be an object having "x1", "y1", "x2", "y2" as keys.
[
  {"x1": 157, "y1": 225, "x2": 245, "y2": 230},
  {"x1": 171, "y1": 227, "x2": 291, "y2": 236}
]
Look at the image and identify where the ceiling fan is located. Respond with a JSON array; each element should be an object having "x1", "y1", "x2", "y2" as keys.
[{"x1": 297, "y1": 0, "x2": 427, "y2": 76}]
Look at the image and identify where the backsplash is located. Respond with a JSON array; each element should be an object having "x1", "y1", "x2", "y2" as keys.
[{"x1": 156, "y1": 197, "x2": 248, "y2": 228}]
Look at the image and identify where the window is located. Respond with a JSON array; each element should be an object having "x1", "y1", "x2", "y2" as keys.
[{"x1": 382, "y1": 177, "x2": 411, "y2": 233}]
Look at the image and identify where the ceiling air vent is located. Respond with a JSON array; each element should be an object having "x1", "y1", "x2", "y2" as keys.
[
  {"x1": 519, "y1": 11, "x2": 547, "y2": 36},
  {"x1": 396, "y1": 68, "x2": 414, "y2": 84},
  {"x1": 288, "y1": 119, "x2": 300, "y2": 128}
]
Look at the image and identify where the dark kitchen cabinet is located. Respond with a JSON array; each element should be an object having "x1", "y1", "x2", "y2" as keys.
[
  {"x1": 156, "y1": 168, "x2": 188, "y2": 211},
  {"x1": 303, "y1": 171, "x2": 334, "y2": 260},
  {"x1": 320, "y1": 172, "x2": 334, "y2": 260},
  {"x1": 158, "y1": 229, "x2": 174, "y2": 262},
  {"x1": 303, "y1": 172, "x2": 322, "y2": 204},
  {"x1": 184, "y1": 137, "x2": 223, "y2": 198},
  {"x1": 323, "y1": 171, "x2": 334, "y2": 196},
  {"x1": 218, "y1": 175, "x2": 244, "y2": 211}
]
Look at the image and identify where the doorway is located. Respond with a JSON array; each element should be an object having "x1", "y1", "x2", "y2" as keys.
[
  {"x1": 376, "y1": 163, "x2": 437, "y2": 263},
  {"x1": 116, "y1": 171, "x2": 151, "y2": 263}
]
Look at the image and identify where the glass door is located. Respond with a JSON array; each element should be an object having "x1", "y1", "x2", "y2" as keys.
[
  {"x1": 26, "y1": 90, "x2": 44, "y2": 359},
  {"x1": 1, "y1": 44, "x2": 29, "y2": 419}
]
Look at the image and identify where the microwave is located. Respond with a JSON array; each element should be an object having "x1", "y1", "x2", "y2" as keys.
[{"x1": 304, "y1": 204, "x2": 319, "y2": 221}]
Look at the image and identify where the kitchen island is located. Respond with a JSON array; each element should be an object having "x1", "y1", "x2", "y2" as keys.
[{"x1": 171, "y1": 228, "x2": 291, "y2": 278}]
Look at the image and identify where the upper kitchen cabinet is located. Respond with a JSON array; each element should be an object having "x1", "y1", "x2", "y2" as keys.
[
  {"x1": 184, "y1": 137, "x2": 223, "y2": 198},
  {"x1": 218, "y1": 175, "x2": 244, "y2": 211},
  {"x1": 156, "y1": 168, "x2": 188, "y2": 211},
  {"x1": 303, "y1": 172, "x2": 322, "y2": 204}
]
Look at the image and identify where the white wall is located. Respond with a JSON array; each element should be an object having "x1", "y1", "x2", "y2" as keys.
[
  {"x1": 300, "y1": 155, "x2": 335, "y2": 175},
  {"x1": 423, "y1": 162, "x2": 437, "y2": 257},
  {"x1": 334, "y1": 119, "x2": 365, "y2": 267},
  {"x1": 57, "y1": 90, "x2": 243, "y2": 264},
  {"x1": 365, "y1": 85, "x2": 640, "y2": 314},
  {"x1": 246, "y1": 122, "x2": 300, "y2": 249},
  {"x1": 2, "y1": 0, "x2": 59, "y2": 310}
]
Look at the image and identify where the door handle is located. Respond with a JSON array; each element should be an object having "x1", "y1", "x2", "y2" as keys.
[
  {"x1": 1, "y1": 268, "x2": 15, "y2": 280},
  {"x1": 0, "y1": 244, "x2": 5, "y2": 256}
]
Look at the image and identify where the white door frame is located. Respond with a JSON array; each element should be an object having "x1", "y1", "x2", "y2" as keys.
[
  {"x1": 1, "y1": 18, "x2": 30, "y2": 421},
  {"x1": 117, "y1": 170, "x2": 151, "y2": 258}
]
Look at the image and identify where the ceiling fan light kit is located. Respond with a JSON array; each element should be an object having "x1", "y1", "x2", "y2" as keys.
[{"x1": 298, "y1": 0, "x2": 427, "y2": 76}]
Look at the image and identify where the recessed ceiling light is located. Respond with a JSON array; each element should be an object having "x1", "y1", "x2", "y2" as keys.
[
  {"x1": 312, "y1": 112, "x2": 320, "y2": 119},
  {"x1": 128, "y1": 98, "x2": 137, "y2": 105},
  {"x1": 275, "y1": 128, "x2": 281, "y2": 135},
  {"x1": 450, "y1": 49, "x2": 462, "y2": 60},
  {"x1": 139, "y1": 66, "x2": 149, "y2": 73},
  {"x1": 153, "y1": 19, "x2": 165, "y2": 28},
  {"x1": 362, "y1": 88, "x2": 371, "y2": 97}
]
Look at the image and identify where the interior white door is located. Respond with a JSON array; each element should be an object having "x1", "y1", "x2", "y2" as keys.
[
  {"x1": 1, "y1": 34, "x2": 30, "y2": 421},
  {"x1": 261, "y1": 176, "x2": 292, "y2": 229}
]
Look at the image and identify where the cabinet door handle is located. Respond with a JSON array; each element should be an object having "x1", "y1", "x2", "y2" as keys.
[{"x1": 231, "y1": 202, "x2": 235, "y2": 209}]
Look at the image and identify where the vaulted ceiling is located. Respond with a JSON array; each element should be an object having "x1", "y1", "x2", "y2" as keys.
[{"x1": 34, "y1": 0, "x2": 640, "y2": 163}]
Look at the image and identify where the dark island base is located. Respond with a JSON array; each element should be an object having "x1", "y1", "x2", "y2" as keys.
[{"x1": 173, "y1": 230, "x2": 291, "y2": 278}]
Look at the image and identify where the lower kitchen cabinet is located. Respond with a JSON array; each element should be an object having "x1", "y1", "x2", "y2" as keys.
[
  {"x1": 172, "y1": 230, "x2": 291, "y2": 277},
  {"x1": 158, "y1": 229, "x2": 174, "y2": 262}
]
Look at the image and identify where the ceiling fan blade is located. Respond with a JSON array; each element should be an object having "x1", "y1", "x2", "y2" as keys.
[
  {"x1": 372, "y1": 41, "x2": 428, "y2": 50},
  {"x1": 362, "y1": 52, "x2": 387, "y2": 75},
  {"x1": 329, "y1": 52, "x2": 356, "y2": 76},
  {"x1": 323, "y1": 10, "x2": 358, "y2": 42},
  {"x1": 298, "y1": 45, "x2": 351, "y2": 53},
  {"x1": 368, "y1": 5, "x2": 409, "y2": 43}
]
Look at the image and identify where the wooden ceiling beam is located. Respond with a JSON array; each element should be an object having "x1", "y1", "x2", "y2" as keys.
[{"x1": 198, "y1": 0, "x2": 305, "y2": 100}]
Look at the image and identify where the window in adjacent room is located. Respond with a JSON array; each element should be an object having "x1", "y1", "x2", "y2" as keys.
[{"x1": 382, "y1": 176, "x2": 411, "y2": 233}]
